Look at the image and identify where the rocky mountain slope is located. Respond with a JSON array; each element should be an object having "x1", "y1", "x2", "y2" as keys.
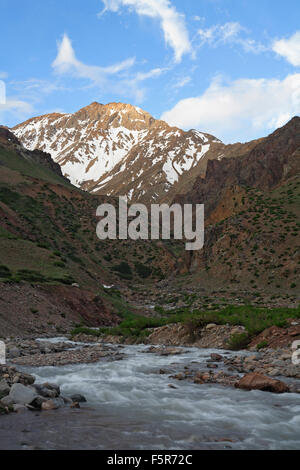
[
  {"x1": 175, "y1": 117, "x2": 300, "y2": 294},
  {"x1": 12, "y1": 102, "x2": 229, "y2": 202},
  {"x1": 0, "y1": 126, "x2": 69, "y2": 183},
  {"x1": 175, "y1": 117, "x2": 300, "y2": 219},
  {"x1": 0, "y1": 128, "x2": 183, "y2": 335}
]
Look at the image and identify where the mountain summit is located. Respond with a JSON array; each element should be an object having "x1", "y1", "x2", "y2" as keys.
[{"x1": 12, "y1": 102, "x2": 222, "y2": 202}]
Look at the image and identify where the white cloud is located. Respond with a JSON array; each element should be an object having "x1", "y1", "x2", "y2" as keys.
[
  {"x1": 198, "y1": 22, "x2": 267, "y2": 54},
  {"x1": 198, "y1": 22, "x2": 243, "y2": 44},
  {"x1": 0, "y1": 98, "x2": 34, "y2": 123},
  {"x1": 173, "y1": 76, "x2": 191, "y2": 89},
  {"x1": 52, "y1": 34, "x2": 135, "y2": 83},
  {"x1": 273, "y1": 31, "x2": 300, "y2": 66},
  {"x1": 134, "y1": 67, "x2": 165, "y2": 81},
  {"x1": 52, "y1": 33, "x2": 164, "y2": 102},
  {"x1": 101, "y1": 0, "x2": 191, "y2": 63},
  {"x1": 0, "y1": 80, "x2": 5, "y2": 105},
  {"x1": 0, "y1": 99, "x2": 33, "y2": 113},
  {"x1": 161, "y1": 74, "x2": 300, "y2": 143},
  {"x1": 10, "y1": 79, "x2": 66, "y2": 98},
  {"x1": 122, "y1": 66, "x2": 166, "y2": 101}
]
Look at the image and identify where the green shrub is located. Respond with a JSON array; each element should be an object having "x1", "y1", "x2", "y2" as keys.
[
  {"x1": 112, "y1": 261, "x2": 132, "y2": 274},
  {"x1": 71, "y1": 327, "x2": 100, "y2": 337},
  {"x1": 103, "y1": 288, "x2": 121, "y2": 297},
  {"x1": 16, "y1": 269, "x2": 47, "y2": 283},
  {"x1": 37, "y1": 242, "x2": 51, "y2": 249},
  {"x1": 227, "y1": 333, "x2": 250, "y2": 351},
  {"x1": 135, "y1": 262, "x2": 152, "y2": 279},
  {"x1": 0, "y1": 265, "x2": 12, "y2": 279},
  {"x1": 256, "y1": 340, "x2": 268, "y2": 350},
  {"x1": 53, "y1": 261, "x2": 66, "y2": 268}
]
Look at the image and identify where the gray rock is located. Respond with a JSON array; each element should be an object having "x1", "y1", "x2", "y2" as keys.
[
  {"x1": 0, "y1": 395, "x2": 14, "y2": 406},
  {"x1": 29, "y1": 396, "x2": 48, "y2": 409},
  {"x1": 207, "y1": 363, "x2": 218, "y2": 369},
  {"x1": 272, "y1": 360, "x2": 285, "y2": 367},
  {"x1": 33, "y1": 384, "x2": 58, "y2": 399},
  {"x1": 21, "y1": 373, "x2": 35, "y2": 385},
  {"x1": 285, "y1": 366, "x2": 300, "y2": 378},
  {"x1": 13, "y1": 404, "x2": 28, "y2": 413},
  {"x1": 61, "y1": 396, "x2": 72, "y2": 404},
  {"x1": 8, "y1": 347, "x2": 21, "y2": 358},
  {"x1": 268, "y1": 369, "x2": 280, "y2": 377},
  {"x1": 9, "y1": 383, "x2": 38, "y2": 405},
  {"x1": 42, "y1": 382, "x2": 60, "y2": 395},
  {"x1": 0, "y1": 379, "x2": 10, "y2": 398},
  {"x1": 53, "y1": 397, "x2": 65, "y2": 408},
  {"x1": 71, "y1": 394, "x2": 87, "y2": 403}
]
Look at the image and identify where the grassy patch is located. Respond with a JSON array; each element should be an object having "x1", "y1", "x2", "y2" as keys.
[
  {"x1": 256, "y1": 340, "x2": 269, "y2": 350},
  {"x1": 74, "y1": 303, "x2": 300, "y2": 343},
  {"x1": 0, "y1": 147, "x2": 71, "y2": 187}
]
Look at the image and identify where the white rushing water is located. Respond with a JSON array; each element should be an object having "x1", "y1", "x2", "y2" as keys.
[{"x1": 18, "y1": 343, "x2": 300, "y2": 450}]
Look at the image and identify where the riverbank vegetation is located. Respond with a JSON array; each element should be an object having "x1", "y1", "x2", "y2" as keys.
[{"x1": 71, "y1": 291, "x2": 300, "y2": 348}]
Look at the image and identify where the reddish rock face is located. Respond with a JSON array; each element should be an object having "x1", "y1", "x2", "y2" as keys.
[
  {"x1": 173, "y1": 116, "x2": 300, "y2": 288},
  {"x1": 235, "y1": 373, "x2": 290, "y2": 394},
  {"x1": 249, "y1": 323, "x2": 300, "y2": 349},
  {"x1": 175, "y1": 117, "x2": 300, "y2": 221}
]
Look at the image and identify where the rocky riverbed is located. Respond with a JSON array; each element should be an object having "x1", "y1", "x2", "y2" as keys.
[
  {"x1": 0, "y1": 364, "x2": 86, "y2": 415},
  {"x1": 0, "y1": 326, "x2": 299, "y2": 451},
  {"x1": 149, "y1": 348, "x2": 300, "y2": 394},
  {"x1": 0, "y1": 341, "x2": 300, "y2": 450},
  {"x1": 2, "y1": 329, "x2": 300, "y2": 391},
  {"x1": 0, "y1": 339, "x2": 126, "y2": 415}
]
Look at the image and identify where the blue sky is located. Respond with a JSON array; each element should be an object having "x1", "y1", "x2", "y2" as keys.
[{"x1": 0, "y1": 0, "x2": 299, "y2": 142}]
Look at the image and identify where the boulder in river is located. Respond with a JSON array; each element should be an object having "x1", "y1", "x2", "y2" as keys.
[
  {"x1": 71, "y1": 394, "x2": 87, "y2": 403},
  {"x1": 33, "y1": 383, "x2": 60, "y2": 398},
  {"x1": 210, "y1": 353, "x2": 223, "y2": 362},
  {"x1": 235, "y1": 373, "x2": 290, "y2": 394}
]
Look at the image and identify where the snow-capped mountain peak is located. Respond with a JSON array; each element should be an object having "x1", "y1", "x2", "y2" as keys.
[{"x1": 12, "y1": 102, "x2": 224, "y2": 201}]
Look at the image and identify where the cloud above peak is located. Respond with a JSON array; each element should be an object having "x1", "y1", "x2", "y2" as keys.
[
  {"x1": 52, "y1": 34, "x2": 135, "y2": 82},
  {"x1": 52, "y1": 33, "x2": 164, "y2": 102},
  {"x1": 101, "y1": 0, "x2": 191, "y2": 63},
  {"x1": 273, "y1": 31, "x2": 300, "y2": 66}
]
